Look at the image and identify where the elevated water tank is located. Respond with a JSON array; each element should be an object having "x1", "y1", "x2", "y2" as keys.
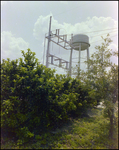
[{"x1": 71, "y1": 34, "x2": 90, "y2": 50}]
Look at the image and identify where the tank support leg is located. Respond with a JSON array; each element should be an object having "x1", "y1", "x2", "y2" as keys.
[
  {"x1": 87, "y1": 47, "x2": 89, "y2": 70},
  {"x1": 78, "y1": 44, "x2": 81, "y2": 77},
  {"x1": 69, "y1": 48, "x2": 73, "y2": 76}
]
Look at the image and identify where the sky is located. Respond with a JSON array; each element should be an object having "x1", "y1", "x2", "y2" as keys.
[{"x1": 1, "y1": 1, "x2": 118, "y2": 75}]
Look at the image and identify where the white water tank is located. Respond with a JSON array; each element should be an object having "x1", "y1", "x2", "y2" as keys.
[{"x1": 71, "y1": 34, "x2": 90, "y2": 50}]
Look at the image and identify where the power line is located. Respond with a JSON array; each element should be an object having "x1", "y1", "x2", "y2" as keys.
[
  {"x1": 57, "y1": 27, "x2": 118, "y2": 36},
  {"x1": 52, "y1": 2, "x2": 118, "y2": 39},
  {"x1": 90, "y1": 34, "x2": 117, "y2": 44},
  {"x1": 81, "y1": 27, "x2": 118, "y2": 34},
  {"x1": 54, "y1": 2, "x2": 87, "y2": 17},
  {"x1": 90, "y1": 30, "x2": 117, "y2": 38},
  {"x1": 46, "y1": 27, "x2": 117, "y2": 38}
]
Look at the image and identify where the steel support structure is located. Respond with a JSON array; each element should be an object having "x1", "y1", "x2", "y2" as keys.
[
  {"x1": 45, "y1": 17, "x2": 90, "y2": 77},
  {"x1": 87, "y1": 47, "x2": 89, "y2": 70},
  {"x1": 69, "y1": 34, "x2": 73, "y2": 76},
  {"x1": 48, "y1": 54, "x2": 69, "y2": 70},
  {"x1": 46, "y1": 16, "x2": 52, "y2": 68},
  {"x1": 78, "y1": 44, "x2": 81, "y2": 77},
  {"x1": 69, "y1": 48, "x2": 73, "y2": 76}
]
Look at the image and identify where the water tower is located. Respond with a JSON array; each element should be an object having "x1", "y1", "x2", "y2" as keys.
[
  {"x1": 45, "y1": 16, "x2": 90, "y2": 77},
  {"x1": 69, "y1": 34, "x2": 90, "y2": 76}
]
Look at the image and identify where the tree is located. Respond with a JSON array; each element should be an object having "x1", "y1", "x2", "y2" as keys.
[
  {"x1": 2, "y1": 47, "x2": 112, "y2": 145},
  {"x1": 77, "y1": 34, "x2": 118, "y2": 139},
  {"x1": 1, "y1": 48, "x2": 56, "y2": 139}
]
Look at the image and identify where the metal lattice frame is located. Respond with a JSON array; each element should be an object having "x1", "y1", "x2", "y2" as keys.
[{"x1": 45, "y1": 16, "x2": 90, "y2": 76}]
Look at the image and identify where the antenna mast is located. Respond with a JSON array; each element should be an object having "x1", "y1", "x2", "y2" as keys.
[{"x1": 46, "y1": 16, "x2": 52, "y2": 68}]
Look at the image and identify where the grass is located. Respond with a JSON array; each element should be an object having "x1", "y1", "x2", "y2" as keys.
[{"x1": 1, "y1": 108, "x2": 118, "y2": 149}]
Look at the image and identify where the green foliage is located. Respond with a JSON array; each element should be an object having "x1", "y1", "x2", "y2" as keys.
[
  {"x1": 35, "y1": 135, "x2": 42, "y2": 140},
  {"x1": 75, "y1": 34, "x2": 118, "y2": 138},
  {"x1": 1, "y1": 36, "x2": 118, "y2": 148},
  {"x1": 16, "y1": 127, "x2": 34, "y2": 144},
  {"x1": 1, "y1": 108, "x2": 118, "y2": 149},
  {"x1": 1, "y1": 48, "x2": 98, "y2": 145}
]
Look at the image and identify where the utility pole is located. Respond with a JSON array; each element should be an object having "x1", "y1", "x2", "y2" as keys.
[{"x1": 46, "y1": 16, "x2": 52, "y2": 68}]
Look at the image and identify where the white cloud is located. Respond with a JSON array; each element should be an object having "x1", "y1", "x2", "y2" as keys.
[
  {"x1": 33, "y1": 14, "x2": 117, "y2": 42},
  {"x1": 33, "y1": 14, "x2": 118, "y2": 71},
  {"x1": 33, "y1": 13, "x2": 63, "y2": 41},
  {"x1": 1, "y1": 31, "x2": 29, "y2": 60}
]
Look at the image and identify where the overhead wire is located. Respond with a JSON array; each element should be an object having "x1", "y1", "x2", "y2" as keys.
[
  {"x1": 46, "y1": 2, "x2": 118, "y2": 40},
  {"x1": 47, "y1": 26, "x2": 117, "y2": 39},
  {"x1": 46, "y1": 29, "x2": 117, "y2": 65},
  {"x1": 50, "y1": 27, "x2": 118, "y2": 37},
  {"x1": 80, "y1": 27, "x2": 118, "y2": 34},
  {"x1": 90, "y1": 30, "x2": 117, "y2": 38},
  {"x1": 71, "y1": 34, "x2": 118, "y2": 63},
  {"x1": 53, "y1": 2, "x2": 87, "y2": 17},
  {"x1": 90, "y1": 34, "x2": 118, "y2": 44},
  {"x1": 45, "y1": 1, "x2": 118, "y2": 68},
  {"x1": 51, "y1": 2, "x2": 118, "y2": 43}
]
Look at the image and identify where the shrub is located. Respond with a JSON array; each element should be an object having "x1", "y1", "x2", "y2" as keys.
[{"x1": 1, "y1": 48, "x2": 96, "y2": 144}]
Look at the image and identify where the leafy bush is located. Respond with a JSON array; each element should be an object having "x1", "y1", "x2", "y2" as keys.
[{"x1": 1, "y1": 48, "x2": 95, "y2": 144}]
